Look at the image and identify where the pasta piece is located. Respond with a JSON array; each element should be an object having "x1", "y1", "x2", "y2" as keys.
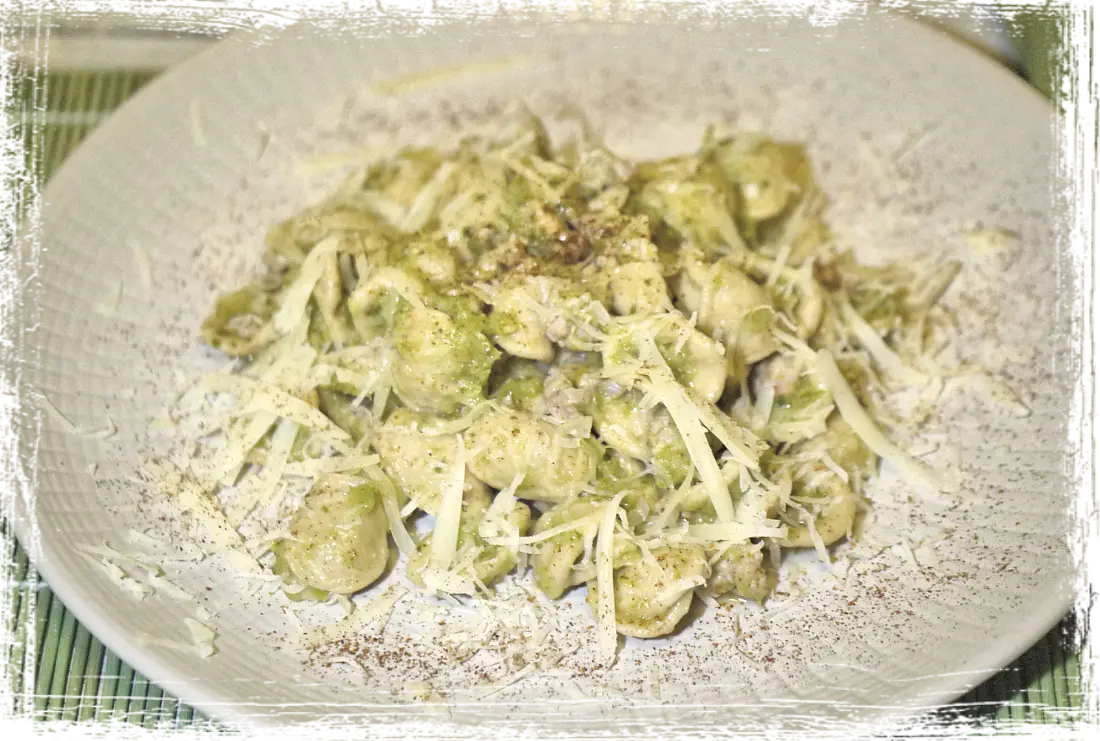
[
  {"x1": 463, "y1": 408, "x2": 602, "y2": 502},
  {"x1": 586, "y1": 544, "x2": 709, "y2": 638},
  {"x1": 277, "y1": 473, "x2": 390, "y2": 595},
  {"x1": 372, "y1": 408, "x2": 490, "y2": 515},
  {"x1": 707, "y1": 542, "x2": 778, "y2": 604}
]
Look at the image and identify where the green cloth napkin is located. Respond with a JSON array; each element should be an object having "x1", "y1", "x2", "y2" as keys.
[{"x1": 994, "y1": 0, "x2": 1100, "y2": 140}]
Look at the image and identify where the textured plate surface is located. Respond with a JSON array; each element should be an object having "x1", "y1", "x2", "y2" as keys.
[{"x1": 14, "y1": 12, "x2": 1075, "y2": 733}]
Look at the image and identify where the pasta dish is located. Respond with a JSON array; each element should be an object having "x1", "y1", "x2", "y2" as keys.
[{"x1": 186, "y1": 115, "x2": 956, "y2": 655}]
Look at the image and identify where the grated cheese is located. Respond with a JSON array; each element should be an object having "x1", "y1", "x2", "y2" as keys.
[
  {"x1": 148, "y1": 575, "x2": 196, "y2": 602},
  {"x1": 596, "y1": 492, "x2": 628, "y2": 664},
  {"x1": 688, "y1": 520, "x2": 788, "y2": 543},
  {"x1": 645, "y1": 465, "x2": 697, "y2": 534},
  {"x1": 142, "y1": 457, "x2": 244, "y2": 553},
  {"x1": 281, "y1": 605, "x2": 305, "y2": 634},
  {"x1": 646, "y1": 375, "x2": 734, "y2": 522},
  {"x1": 184, "y1": 617, "x2": 217, "y2": 657},
  {"x1": 377, "y1": 474, "x2": 417, "y2": 557},
  {"x1": 328, "y1": 656, "x2": 370, "y2": 682},
  {"x1": 696, "y1": 588, "x2": 720, "y2": 612},
  {"x1": 895, "y1": 541, "x2": 922, "y2": 574},
  {"x1": 765, "y1": 244, "x2": 792, "y2": 289},
  {"x1": 964, "y1": 225, "x2": 1019, "y2": 252},
  {"x1": 370, "y1": 56, "x2": 538, "y2": 96},
  {"x1": 127, "y1": 525, "x2": 162, "y2": 547},
  {"x1": 841, "y1": 301, "x2": 925, "y2": 385},
  {"x1": 483, "y1": 513, "x2": 602, "y2": 547},
  {"x1": 282, "y1": 452, "x2": 380, "y2": 479},
  {"x1": 295, "y1": 147, "x2": 384, "y2": 177},
  {"x1": 421, "y1": 568, "x2": 477, "y2": 596},
  {"x1": 428, "y1": 435, "x2": 467, "y2": 572},
  {"x1": 472, "y1": 662, "x2": 540, "y2": 700},
  {"x1": 409, "y1": 681, "x2": 451, "y2": 716},
  {"x1": 799, "y1": 506, "x2": 832, "y2": 565},
  {"x1": 479, "y1": 471, "x2": 524, "y2": 554},
  {"x1": 272, "y1": 235, "x2": 343, "y2": 334},
  {"x1": 35, "y1": 394, "x2": 115, "y2": 439},
  {"x1": 222, "y1": 548, "x2": 263, "y2": 575},
  {"x1": 200, "y1": 373, "x2": 350, "y2": 444},
  {"x1": 400, "y1": 162, "x2": 455, "y2": 233},
  {"x1": 301, "y1": 580, "x2": 409, "y2": 642},
  {"x1": 815, "y1": 349, "x2": 956, "y2": 493},
  {"x1": 226, "y1": 417, "x2": 298, "y2": 525},
  {"x1": 754, "y1": 382, "x2": 775, "y2": 429},
  {"x1": 948, "y1": 372, "x2": 1031, "y2": 417},
  {"x1": 210, "y1": 411, "x2": 277, "y2": 487},
  {"x1": 80, "y1": 552, "x2": 154, "y2": 601},
  {"x1": 818, "y1": 452, "x2": 850, "y2": 484}
]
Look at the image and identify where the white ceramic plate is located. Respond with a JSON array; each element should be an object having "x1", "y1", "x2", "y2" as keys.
[{"x1": 14, "y1": 11, "x2": 1075, "y2": 734}]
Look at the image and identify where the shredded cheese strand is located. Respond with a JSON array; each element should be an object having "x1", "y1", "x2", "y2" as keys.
[
  {"x1": 840, "y1": 300, "x2": 925, "y2": 385},
  {"x1": 200, "y1": 373, "x2": 350, "y2": 443},
  {"x1": 376, "y1": 472, "x2": 417, "y2": 557},
  {"x1": 211, "y1": 411, "x2": 277, "y2": 487},
  {"x1": 687, "y1": 520, "x2": 788, "y2": 542},
  {"x1": 429, "y1": 435, "x2": 467, "y2": 571},
  {"x1": 596, "y1": 492, "x2": 628, "y2": 664},
  {"x1": 272, "y1": 236, "x2": 342, "y2": 334},
  {"x1": 815, "y1": 349, "x2": 956, "y2": 492},
  {"x1": 283, "y1": 453, "x2": 380, "y2": 478},
  {"x1": 645, "y1": 375, "x2": 734, "y2": 522},
  {"x1": 483, "y1": 513, "x2": 602, "y2": 547}
]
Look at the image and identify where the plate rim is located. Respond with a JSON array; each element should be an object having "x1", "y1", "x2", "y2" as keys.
[{"x1": 14, "y1": 10, "x2": 1073, "y2": 730}]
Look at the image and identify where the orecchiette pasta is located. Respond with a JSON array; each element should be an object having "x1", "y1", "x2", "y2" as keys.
[
  {"x1": 707, "y1": 542, "x2": 777, "y2": 604},
  {"x1": 463, "y1": 408, "x2": 602, "y2": 502},
  {"x1": 485, "y1": 284, "x2": 556, "y2": 361},
  {"x1": 372, "y1": 408, "x2": 490, "y2": 515},
  {"x1": 591, "y1": 384, "x2": 652, "y2": 461},
  {"x1": 586, "y1": 544, "x2": 710, "y2": 638},
  {"x1": 609, "y1": 260, "x2": 672, "y2": 316},
  {"x1": 277, "y1": 473, "x2": 390, "y2": 595},
  {"x1": 389, "y1": 302, "x2": 499, "y2": 415},
  {"x1": 532, "y1": 499, "x2": 606, "y2": 599}
]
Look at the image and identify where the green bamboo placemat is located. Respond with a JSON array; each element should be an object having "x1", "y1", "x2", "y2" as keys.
[{"x1": 3, "y1": 54, "x2": 1085, "y2": 731}]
